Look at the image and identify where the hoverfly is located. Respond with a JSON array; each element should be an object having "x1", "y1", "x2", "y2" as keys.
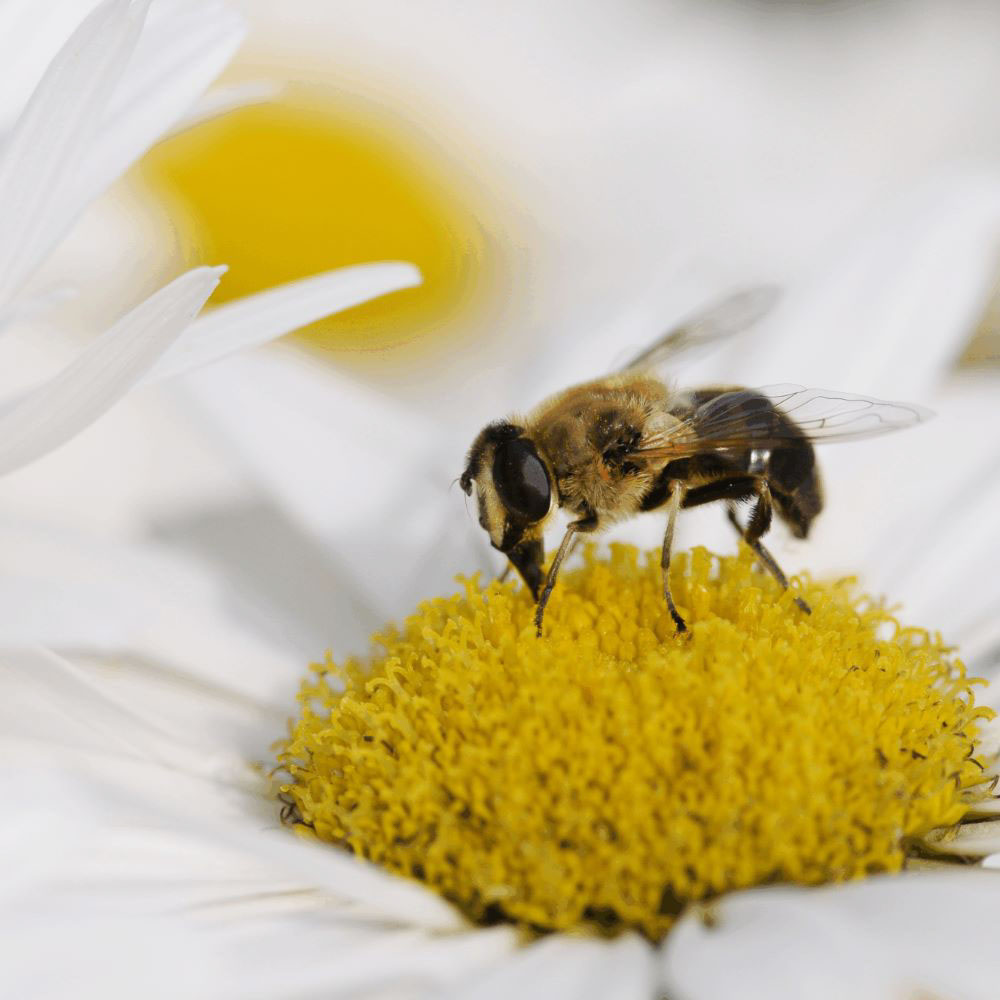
[{"x1": 460, "y1": 288, "x2": 932, "y2": 634}]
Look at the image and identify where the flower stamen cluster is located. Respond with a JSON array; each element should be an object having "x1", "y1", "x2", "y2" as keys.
[{"x1": 279, "y1": 545, "x2": 994, "y2": 939}]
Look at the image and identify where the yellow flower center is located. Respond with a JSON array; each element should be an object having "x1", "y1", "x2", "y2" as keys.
[
  {"x1": 278, "y1": 545, "x2": 994, "y2": 939},
  {"x1": 139, "y1": 88, "x2": 489, "y2": 357}
]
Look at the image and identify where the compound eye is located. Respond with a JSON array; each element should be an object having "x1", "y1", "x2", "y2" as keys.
[{"x1": 492, "y1": 438, "x2": 551, "y2": 522}]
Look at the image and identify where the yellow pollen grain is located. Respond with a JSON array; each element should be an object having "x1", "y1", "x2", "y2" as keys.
[{"x1": 278, "y1": 545, "x2": 995, "y2": 940}]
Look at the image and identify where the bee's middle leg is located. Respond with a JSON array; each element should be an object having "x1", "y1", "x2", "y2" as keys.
[{"x1": 727, "y1": 483, "x2": 811, "y2": 615}]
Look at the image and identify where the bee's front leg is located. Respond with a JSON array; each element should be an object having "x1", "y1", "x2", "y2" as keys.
[
  {"x1": 661, "y1": 480, "x2": 688, "y2": 633},
  {"x1": 534, "y1": 510, "x2": 598, "y2": 636}
]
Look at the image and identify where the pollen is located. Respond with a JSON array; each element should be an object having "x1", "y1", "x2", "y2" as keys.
[{"x1": 277, "y1": 545, "x2": 995, "y2": 940}]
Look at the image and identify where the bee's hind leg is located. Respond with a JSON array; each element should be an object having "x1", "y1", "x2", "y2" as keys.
[
  {"x1": 661, "y1": 481, "x2": 688, "y2": 633},
  {"x1": 727, "y1": 484, "x2": 811, "y2": 615}
]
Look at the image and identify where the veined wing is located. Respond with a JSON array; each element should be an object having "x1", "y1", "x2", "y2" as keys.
[
  {"x1": 619, "y1": 286, "x2": 780, "y2": 374},
  {"x1": 635, "y1": 384, "x2": 935, "y2": 459}
]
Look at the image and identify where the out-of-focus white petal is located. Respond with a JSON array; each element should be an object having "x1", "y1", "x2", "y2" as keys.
[
  {"x1": 843, "y1": 372, "x2": 1000, "y2": 645},
  {"x1": 0, "y1": 283, "x2": 77, "y2": 330},
  {"x1": 0, "y1": 906, "x2": 223, "y2": 1000},
  {"x1": 0, "y1": 0, "x2": 102, "y2": 130},
  {"x1": 0, "y1": 518, "x2": 301, "y2": 710},
  {"x1": 442, "y1": 934, "x2": 655, "y2": 1000},
  {"x1": 211, "y1": 924, "x2": 518, "y2": 1000},
  {"x1": 63, "y1": 1, "x2": 246, "y2": 238},
  {"x1": 142, "y1": 261, "x2": 422, "y2": 384},
  {"x1": 0, "y1": 646, "x2": 247, "y2": 783},
  {"x1": 0, "y1": 0, "x2": 146, "y2": 305},
  {"x1": 177, "y1": 349, "x2": 484, "y2": 621},
  {"x1": 694, "y1": 176, "x2": 1000, "y2": 398},
  {"x1": 660, "y1": 873, "x2": 1000, "y2": 1000},
  {"x1": 164, "y1": 79, "x2": 283, "y2": 136},
  {"x1": 0, "y1": 646, "x2": 468, "y2": 930},
  {"x1": 0, "y1": 265, "x2": 223, "y2": 477}
]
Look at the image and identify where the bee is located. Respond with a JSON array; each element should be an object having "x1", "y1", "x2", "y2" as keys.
[{"x1": 460, "y1": 288, "x2": 933, "y2": 635}]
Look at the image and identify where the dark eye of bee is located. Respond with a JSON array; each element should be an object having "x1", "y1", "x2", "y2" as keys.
[{"x1": 492, "y1": 438, "x2": 551, "y2": 522}]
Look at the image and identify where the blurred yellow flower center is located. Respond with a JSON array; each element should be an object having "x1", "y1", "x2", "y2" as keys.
[
  {"x1": 140, "y1": 90, "x2": 487, "y2": 354},
  {"x1": 278, "y1": 545, "x2": 994, "y2": 940}
]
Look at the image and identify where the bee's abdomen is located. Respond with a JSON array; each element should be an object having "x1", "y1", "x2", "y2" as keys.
[
  {"x1": 684, "y1": 387, "x2": 825, "y2": 537},
  {"x1": 769, "y1": 440, "x2": 822, "y2": 538}
]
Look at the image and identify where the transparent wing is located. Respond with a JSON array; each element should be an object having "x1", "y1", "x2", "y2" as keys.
[
  {"x1": 619, "y1": 285, "x2": 780, "y2": 373},
  {"x1": 636, "y1": 385, "x2": 935, "y2": 459}
]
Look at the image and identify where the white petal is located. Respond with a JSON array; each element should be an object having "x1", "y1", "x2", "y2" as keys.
[
  {"x1": 0, "y1": 0, "x2": 104, "y2": 130},
  {"x1": 142, "y1": 261, "x2": 422, "y2": 384},
  {"x1": 0, "y1": 905, "x2": 224, "y2": 1000},
  {"x1": 0, "y1": 0, "x2": 146, "y2": 303},
  {"x1": 0, "y1": 645, "x2": 467, "y2": 929},
  {"x1": 164, "y1": 79, "x2": 283, "y2": 137},
  {"x1": 854, "y1": 373, "x2": 1000, "y2": 641},
  {"x1": 921, "y1": 820, "x2": 1000, "y2": 858},
  {"x1": 661, "y1": 873, "x2": 1000, "y2": 1000},
  {"x1": 0, "y1": 265, "x2": 222, "y2": 477},
  {"x1": 0, "y1": 282, "x2": 76, "y2": 331},
  {"x1": 0, "y1": 518, "x2": 301, "y2": 712},
  {"x1": 964, "y1": 796, "x2": 1000, "y2": 819},
  {"x1": 0, "y1": 646, "x2": 245, "y2": 783},
  {"x1": 176, "y1": 349, "x2": 480, "y2": 622},
  {"x1": 443, "y1": 934, "x2": 655, "y2": 1000},
  {"x1": 210, "y1": 924, "x2": 517, "y2": 1000},
  {"x1": 700, "y1": 175, "x2": 1000, "y2": 399},
  {"x1": 61, "y1": 1, "x2": 246, "y2": 240}
]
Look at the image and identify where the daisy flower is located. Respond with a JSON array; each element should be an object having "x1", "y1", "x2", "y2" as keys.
[
  {"x1": 5, "y1": 196, "x2": 1000, "y2": 1000},
  {"x1": 4, "y1": 3, "x2": 1000, "y2": 999}
]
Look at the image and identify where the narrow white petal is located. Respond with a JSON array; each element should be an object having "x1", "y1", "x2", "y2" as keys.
[
  {"x1": 921, "y1": 819, "x2": 1000, "y2": 857},
  {"x1": 0, "y1": 0, "x2": 147, "y2": 302},
  {"x1": 142, "y1": 261, "x2": 422, "y2": 384},
  {"x1": 60, "y1": 1, "x2": 246, "y2": 239},
  {"x1": 442, "y1": 934, "x2": 655, "y2": 1000},
  {"x1": 964, "y1": 797, "x2": 1000, "y2": 818},
  {"x1": 661, "y1": 872, "x2": 1000, "y2": 1000},
  {"x1": 0, "y1": 0, "x2": 107, "y2": 130},
  {"x1": 164, "y1": 79, "x2": 283, "y2": 137},
  {"x1": 0, "y1": 266, "x2": 222, "y2": 476}
]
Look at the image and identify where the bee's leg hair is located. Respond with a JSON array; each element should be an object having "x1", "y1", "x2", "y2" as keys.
[
  {"x1": 661, "y1": 480, "x2": 688, "y2": 633},
  {"x1": 727, "y1": 483, "x2": 811, "y2": 614}
]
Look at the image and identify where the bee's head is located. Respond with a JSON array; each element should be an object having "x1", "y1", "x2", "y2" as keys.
[{"x1": 460, "y1": 421, "x2": 554, "y2": 600}]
